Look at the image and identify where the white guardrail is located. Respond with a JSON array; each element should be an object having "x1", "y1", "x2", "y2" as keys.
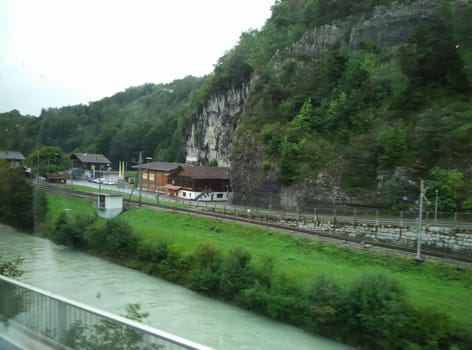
[{"x1": 0, "y1": 274, "x2": 212, "y2": 350}]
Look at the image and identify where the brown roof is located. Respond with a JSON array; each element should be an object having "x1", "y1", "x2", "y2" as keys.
[
  {"x1": 0, "y1": 150, "x2": 25, "y2": 161},
  {"x1": 72, "y1": 153, "x2": 111, "y2": 164},
  {"x1": 177, "y1": 165, "x2": 229, "y2": 180},
  {"x1": 132, "y1": 161, "x2": 181, "y2": 171}
]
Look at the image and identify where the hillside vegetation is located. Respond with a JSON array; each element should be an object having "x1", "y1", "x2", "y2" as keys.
[{"x1": 1, "y1": 0, "x2": 471, "y2": 210}]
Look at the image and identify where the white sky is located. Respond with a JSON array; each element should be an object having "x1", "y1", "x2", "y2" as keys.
[{"x1": 0, "y1": 0, "x2": 274, "y2": 116}]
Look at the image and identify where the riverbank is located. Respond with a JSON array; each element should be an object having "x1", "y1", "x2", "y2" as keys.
[
  {"x1": 44, "y1": 192, "x2": 472, "y2": 349},
  {"x1": 1, "y1": 225, "x2": 349, "y2": 350}
]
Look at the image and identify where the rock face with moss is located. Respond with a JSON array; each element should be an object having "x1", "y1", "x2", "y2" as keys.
[{"x1": 184, "y1": 0, "x2": 471, "y2": 210}]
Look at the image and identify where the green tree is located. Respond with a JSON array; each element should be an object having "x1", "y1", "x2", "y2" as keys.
[
  {"x1": 290, "y1": 98, "x2": 315, "y2": 130},
  {"x1": 427, "y1": 167, "x2": 465, "y2": 211},
  {"x1": 26, "y1": 145, "x2": 69, "y2": 178},
  {"x1": 0, "y1": 162, "x2": 34, "y2": 231},
  {"x1": 379, "y1": 123, "x2": 409, "y2": 169}
]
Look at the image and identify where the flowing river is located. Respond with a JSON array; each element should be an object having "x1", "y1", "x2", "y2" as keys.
[{"x1": 0, "y1": 224, "x2": 351, "y2": 349}]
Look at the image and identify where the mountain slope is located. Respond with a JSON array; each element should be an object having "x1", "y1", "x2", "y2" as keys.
[{"x1": 185, "y1": 0, "x2": 472, "y2": 211}]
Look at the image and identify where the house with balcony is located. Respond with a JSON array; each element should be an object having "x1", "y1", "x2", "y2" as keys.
[
  {"x1": 166, "y1": 165, "x2": 231, "y2": 201},
  {"x1": 132, "y1": 161, "x2": 182, "y2": 193},
  {"x1": 70, "y1": 153, "x2": 111, "y2": 179}
]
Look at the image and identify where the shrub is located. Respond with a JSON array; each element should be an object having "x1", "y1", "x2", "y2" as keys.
[
  {"x1": 263, "y1": 274, "x2": 307, "y2": 325},
  {"x1": 343, "y1": 272, "x2": 409, "y2": 349},
  {"x1": 405, "y1": 307, "x2": 458, "y2": 349},
  {"x1": 305, "y1": 275, "x2": 345, "y2": 335},
  {"x1": 105, "y1": 218, "x2": 138, "y2": 258},
  {"x1": 218, "y1": 247, "x2": 254, "y2": 300},
  {"x1": 136, "y1": 239, "x2": 170, "y2": 275},
  {"x1": 84, "y1": 219, "x2": 107, "y2": 252},
  {"x1": 187, "y1": 244, "x2": 223, "y2": 295},
  {"x1": 50, "y1": 212, "x2": 89, "y2": 249},
  {"x1": 158, "y1": 248, "x2": 191, "y2": 284},
  {"x1": 236, "y1": 282, "x2": 271, "y2": 314},
  {"x1": 137, "y1": 239, "x2": 169, "y2": 264}
]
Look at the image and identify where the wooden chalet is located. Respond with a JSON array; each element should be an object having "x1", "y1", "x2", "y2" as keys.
[
  {"x1": 0, "y1": 150, "x2": 25, "y2": 168},
  {"x1": 71, "y1": 153, "x2": 111, "y2": 179},
  {"x1": 132, "y1": 162, "x2": 181, "y2": 192},
  {"x1": 166, "y1": 165, "x2": 231, "y2": 201}
]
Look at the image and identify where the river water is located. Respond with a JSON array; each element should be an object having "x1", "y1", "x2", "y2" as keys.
[{"x1": 0, "y1": 224, "x2": 350, "y2": 350}]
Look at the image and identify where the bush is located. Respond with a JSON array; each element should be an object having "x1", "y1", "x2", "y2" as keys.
[
  {"x1": 84, "y1": 219, "x2": 107, "y2": 252},
  {"x1": 405, "y1": 307, "x2": 459, "y2": 350},
  {"x1": 343, "y1": 272, "x2": 409, "y2": 349},
  {"x1": 158, "y1": 249, "x2": 191, "y2": 284},
  {"x1": 0, "y1": 164, "x2": 34, "y2": 231},
  {"x1": 137, "y1": 239, "x2": 169, "y2": 264},
  {"x1": 105, "y1": 218, "x2": 138, "y2": 258},
  {"x1": 136, "y1": 239, "x2": 170, "y2": 275},
  {"x1": 305, "y1": 275, "x2": 345, "y2": 335},
  {"x1": 187, "y1": 244, "x2": 223, "y2": 296},
  {"x1": 218, "y1": 247, "x2": 254, "y2": 300},
  {"x1": 257, "y1": 274, "x2": 307, "y2": 326},
  {"x1": 50, "y1": 212, "x2": 97, "y2": 249}
]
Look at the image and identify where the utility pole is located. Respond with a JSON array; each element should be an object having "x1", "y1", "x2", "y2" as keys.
[
  {"x1": 415, "y1": 180, "x2": 426, "y2": 262},
  {"x1": 434, "y1": 190, "x2": 439, "y2": 221},
  {"x1": 138, "y1": 151, "x2": 143, "y2": 207},
  {"x1": 37, "y1": 150, "x2": 40, "y2": 180}
]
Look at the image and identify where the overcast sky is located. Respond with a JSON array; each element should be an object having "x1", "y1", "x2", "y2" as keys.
[{"x1": 0, "y1": 0, "x2": 274, "y2": 116}]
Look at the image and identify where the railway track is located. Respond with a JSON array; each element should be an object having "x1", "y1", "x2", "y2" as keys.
[{"x1": 36, "y1": 182, "x2": 472, "y2": 266}]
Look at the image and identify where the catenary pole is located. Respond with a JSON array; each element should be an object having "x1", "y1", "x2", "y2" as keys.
[
  {"x1": 138, "y1": 152, "x2": 143, "y2": 206},
  {"x1": 415, "y1": 180, "x2": 425, "y2": 261}
]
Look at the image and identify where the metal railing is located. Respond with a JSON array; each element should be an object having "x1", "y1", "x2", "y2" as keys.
[{"x1": 0, "y1": 275, "x2": 212, "y2": 350}]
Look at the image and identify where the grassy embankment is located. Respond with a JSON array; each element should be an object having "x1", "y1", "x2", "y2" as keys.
[{"x1": 46, "y1": 192, "x2": 472, "y2": 329}]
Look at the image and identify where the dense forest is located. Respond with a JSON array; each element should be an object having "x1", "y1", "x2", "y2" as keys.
[{"x1": 1, "y1": 0, "x2": 471, "y2": 211}]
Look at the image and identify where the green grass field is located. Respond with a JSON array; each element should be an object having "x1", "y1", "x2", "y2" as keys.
[{"x1": 46, "y1": 193, "x2": 472, "y2": 328}]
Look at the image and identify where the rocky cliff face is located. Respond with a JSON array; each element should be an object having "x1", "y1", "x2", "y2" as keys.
[
  {"x1": 185, "y1": 0, "x2": 465, "y2": 209},
  {"x1": 184, "y1": 84, "x2": 249, "y2": 167},
  {"x1": 348, "y1": 0, "x2": 441, "y2": 49}
]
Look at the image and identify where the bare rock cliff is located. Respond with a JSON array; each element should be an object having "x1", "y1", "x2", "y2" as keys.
[{"x1": 184, "y1": 84, "x2": 249, "y2": 167}]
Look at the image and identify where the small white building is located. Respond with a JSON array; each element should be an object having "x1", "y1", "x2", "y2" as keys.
[{"x1": 95, "y1": 193, "x2": 123, "y2": 219}]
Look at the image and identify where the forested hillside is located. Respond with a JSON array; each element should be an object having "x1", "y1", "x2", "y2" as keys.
[
  {"x1": 1, "y1": 0, "x2": 471, "y2": 211},
  {"x1": 0, "y1": 76, "x2": 202, "y2": 163}
]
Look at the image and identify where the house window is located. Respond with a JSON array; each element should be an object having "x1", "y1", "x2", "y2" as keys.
[
  {"x1": 182, "y1": 192, "x2": 186, "y2": 197},
  {"x1": 142, "y1": 173, "x2": 148, "y2": 180},
  {"x1": 217, "y1": 193, "x2": 224, "y2": 199},
  {"x1": 149, "y1": 173, "x2": 155, "y2": 181}
]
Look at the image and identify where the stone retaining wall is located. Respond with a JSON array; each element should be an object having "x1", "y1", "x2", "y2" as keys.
[{"x1": 284, "y1": 220, "x2": 472, "y2": 254}]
